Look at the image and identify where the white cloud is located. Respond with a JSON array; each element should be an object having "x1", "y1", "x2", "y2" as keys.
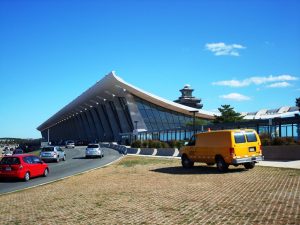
[
  {"x1": 205, "y1": 42, "x2": 246, "y2": 56},
  {"x1": 266, "y1": 82, "x2": 291, "y2": 88},
  {"x1": 212, "y1": 75, "x2": 298, "y2": 87},
  {"x1": 220, "y1": 93, "x2": 251, "y2": 101}
]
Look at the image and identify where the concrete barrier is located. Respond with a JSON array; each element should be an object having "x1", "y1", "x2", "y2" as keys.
[
  {"x1": 156, "y1": 148, "x2": 176, "y2": 157},
  {"x1": 262, "y1": 145, "x2": 300, "y2": 161},
  {"x1": 139, "y1": 148, "x2": 154, "y2": 155},
  {"x1": 127, "y1": 148, "x2": 139, "y2": 154}
]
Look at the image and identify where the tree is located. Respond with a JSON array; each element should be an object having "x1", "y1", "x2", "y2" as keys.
[{"x1": 213, "y1": 104, "x2": 244, "y2": 123}]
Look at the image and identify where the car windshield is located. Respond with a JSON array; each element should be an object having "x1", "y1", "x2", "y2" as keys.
[
  {"x1": 0, "y1": 157, "x2": 20, "y2": 165},
  {"x1": 88, "y1": 144, "x2": 99, "y2": 148},
  {"x1": 42, "y1": 147, "x2": 54, "y2": 152}
]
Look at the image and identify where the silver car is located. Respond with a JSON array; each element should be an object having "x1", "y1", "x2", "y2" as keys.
[
  {"x1": 40, "y1": 146, "x2": 66, "y2": 162},
  {"x1": 85, "y1": 144, "x2": 103, "y2": 158},
  {"x1": 65, "y1": 140, "x2": 75, "y2": 149}
]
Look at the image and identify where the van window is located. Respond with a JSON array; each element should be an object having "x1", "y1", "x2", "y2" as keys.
[
  {"x1": 187, "y1": 136, "x2": 196, "y2": 146},
  {"x1": 234, "y1": 132, "x2": 246, "y2": 143},
  {"x1": 245, "y1": 132, "x2": 257, "y2": 142}
]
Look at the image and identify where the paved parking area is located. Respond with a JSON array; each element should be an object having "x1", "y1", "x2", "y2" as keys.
[{"x1": 0, "y1": 156, "x2": 299, "y2": 225}]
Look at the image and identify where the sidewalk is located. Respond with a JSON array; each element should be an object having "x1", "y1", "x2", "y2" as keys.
[{"x1": 257, "y1": 160, "x2": 300, "y2": 169}]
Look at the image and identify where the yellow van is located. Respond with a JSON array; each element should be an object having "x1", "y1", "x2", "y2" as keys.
[{"x1": 180, "y1": 129, "x2": 263, "y2": 172}]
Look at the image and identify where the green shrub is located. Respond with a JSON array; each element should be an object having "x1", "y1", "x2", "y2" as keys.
[
  {"x1": 168, "y1": 140, "x2": 176, "y2": 148},
  {"x1": 271, "y1": 137, "x2": 285, "y2": 146},
  {"x1": 160, "y1": 142, "x2": 169, "y2": 148},
  {"x1": 175, "y1": 141, "x2": 184, "y2": 149},
  {"x1": 282, "y1": 137, "x2": 296, "y2": 145},
  {"x1": 261, "y1": 138, "x2": 271, "y2": 146},
  {"x1": 131, "y1": 140, "x2": 142, "y2": 148},
  {"x1": 142, "y1": 141, "x2": 148, "y2": 148},
  {"x1": 148, "y1": 140, "x2": 155, "y2": 148},
  {"x1": 153, "y1": 141, "x2": 161, "y2": 148}
]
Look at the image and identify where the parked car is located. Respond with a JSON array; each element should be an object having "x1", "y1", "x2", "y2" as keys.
[
  {"x1": 13, "y1": 149, "x2": 24, "y2": 155},
  {"x1": 65, "y1": 140, "x2": 75, "y2": 149},
  {"x1": 0, "y1": 154, "x2": 49, "y2": 181},
  {"x1": 40, "y1": 146, "x2": 66, "y2": 162},
  {"x1": 86, "y1": 144, "x2": 103, "y2": 158},
  {"x1": 2, "y1": 147, "x2": 13, "y2": 156},
  {"x1": 180, "y1": 129, "x2": 263, "y2": 172}
]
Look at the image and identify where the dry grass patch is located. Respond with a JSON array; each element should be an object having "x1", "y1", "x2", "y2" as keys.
[{"x1": 0, "y1": 156, "x2": 299, "y2": 225}]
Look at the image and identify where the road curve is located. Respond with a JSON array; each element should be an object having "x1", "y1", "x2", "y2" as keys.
[{"x1": 0, "y1": 147, "x2": 122, "y2": 195}]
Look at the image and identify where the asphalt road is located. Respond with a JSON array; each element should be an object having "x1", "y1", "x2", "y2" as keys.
[{"x1": 0, "y1": 147, "x2": 122, "y2": 195}]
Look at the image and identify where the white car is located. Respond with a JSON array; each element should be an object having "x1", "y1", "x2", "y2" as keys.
[
  {"x1": 65, "y1": 140, "x2": 75, "y2": 148},
  {"x1": 85, "y1": 144, "x2": 103, "y2": 158}
]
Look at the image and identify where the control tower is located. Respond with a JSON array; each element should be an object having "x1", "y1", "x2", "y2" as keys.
[{"x1": 174, "y1": 85, "x2": 203, "y2": 109}]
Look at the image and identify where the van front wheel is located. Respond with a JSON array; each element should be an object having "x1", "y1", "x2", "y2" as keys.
[
  {"x1": 216, "y1": 157, "x2": 228, "y2": 172},
  {"x1": 244, "y1": 162, "x2": 255, "y2": 169},
  {"x1": 181, "y1": 155, "x2": 194, "y2": 168}
]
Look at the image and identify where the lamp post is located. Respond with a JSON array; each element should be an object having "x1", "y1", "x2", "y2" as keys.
[{"x1": 189, "y1": 110, "x2": 198, "y2": 137}]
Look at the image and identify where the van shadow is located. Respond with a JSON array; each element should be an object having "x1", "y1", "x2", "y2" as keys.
[{"x1": 151, "y1": 166, "x2": 246, "y2": 175}]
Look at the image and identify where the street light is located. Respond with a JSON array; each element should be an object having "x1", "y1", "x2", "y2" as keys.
[{"x1": 189, "y1": 110, "x2": 199, "y2": 137}]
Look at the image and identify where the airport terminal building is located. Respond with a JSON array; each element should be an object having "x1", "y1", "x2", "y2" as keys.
[{"x1": 37, "y1": 72, "x2": 215, "y2": 144}]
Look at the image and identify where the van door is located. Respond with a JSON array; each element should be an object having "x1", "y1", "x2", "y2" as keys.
[
  {"x1": 233, "y1": 131, "x2": 259, "y2": 157},
  {"x1": 186, "y1": 135, "x2": 197, "y2": 161}
]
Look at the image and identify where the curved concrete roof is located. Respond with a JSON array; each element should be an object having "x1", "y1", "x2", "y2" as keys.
[{"x1": 37, "y1": 71, "x2": 215, "y2": 131}]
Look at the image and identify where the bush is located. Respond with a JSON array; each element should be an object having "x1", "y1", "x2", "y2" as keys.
[
  {"x1": 160, "y1": 142, "x2": 169, "y2": 148},
  {"x1": 261, "y1": 138, "x2": 271, "y2": 146},
  {"x1": 271, "y1": 137, "x2": 285, "y2": 146},
  {"x1": 131, "y1": 140, "x2": 142, "y2": 148},
  {"x1": 175, "y1": 141, "x2": 184, "y2": 149},
  {"x1": 168, "y1": 140, "x2": 176, "y2": 148},
  {"x1": 283, "y1": 137, "x2": 295, "y2": 145},
  {"x1": 142, "y1": 141, "x2": 148, "y2": 148}
]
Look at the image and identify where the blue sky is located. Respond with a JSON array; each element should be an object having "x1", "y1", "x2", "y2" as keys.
[{"x1": 0, "y1": 0, "x2": 299, "y2": 138}]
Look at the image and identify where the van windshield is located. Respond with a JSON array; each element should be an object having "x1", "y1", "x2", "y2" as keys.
[
  {"x1": 234, "y1": 132, "x2": 246, "y2": 143},
  {"x1": 245, "y1": 132, "x2": 257, "y2": 142}
]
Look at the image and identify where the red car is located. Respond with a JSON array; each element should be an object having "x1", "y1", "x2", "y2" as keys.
[{"x1": 0, "y1": 154, "x2": 49, "y2": 181}]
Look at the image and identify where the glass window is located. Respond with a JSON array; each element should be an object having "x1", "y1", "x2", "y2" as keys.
[
  {"x1": 187, "y1": 135, "x2": 196, "y2": 146},
  {"x1": 245, "y1": 132, "x2": 257, "y2": 142},
  {"x1": 32, "y1": 156, "x2": 42, "y2": 164},
  {"x1": 0, "y1": 157, "x2": 20, "y2": 165},
  {"x1": 234, "y1": 133, "x2": 246, "y2": 143},
  {"x1": 23, "y1": 156, "x2": 33, "y2": 164},
  {"x1": 88, "y1": 144, "x2": 99, "y2": 148},
  {"x1": 42, "y1": 147, "x2": 54, "y2": 152}
]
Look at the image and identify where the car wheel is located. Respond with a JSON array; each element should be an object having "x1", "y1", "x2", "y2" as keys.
[
  {"x1": 63, "y1": 155, "x2": 66, "y2": 161},
  {"x1": 43, "y1": 168, "x2": 49, "y2": 177},
  {"x1": 216, "y1": 157, "x2": 228, "y2": 172},
  {"x1": 181, "y1": 155, "x2": 194, "y2": 168},
  {"x1": 244, "y1": 162, "x2": 255, "y2": 169},
  {"x1": 206, "y1": 163, "x2": 215, "y2": 166},
  {"x1": 24, "y1": 172, "x2": 30, "y2": 182}
]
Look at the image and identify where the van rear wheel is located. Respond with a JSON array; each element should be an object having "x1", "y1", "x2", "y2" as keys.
[
  {"x1": 216, "y1": 157, "x2": 228, "y2": 172},
  {"x1": 244, "y1": 162, "x2": 255, "y2": 169},
  {"x1": 181, "y1": 155, "x2": 194, "y2": 168}
]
